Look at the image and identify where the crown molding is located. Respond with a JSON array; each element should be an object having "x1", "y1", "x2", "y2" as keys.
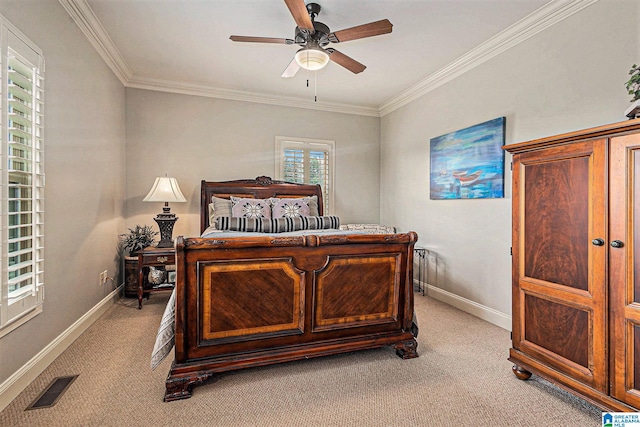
[
  {"x1": 60, "y1": 0, "x2": 598, "y2": 118},
  {"x1": 379, "y1": 0, "x2": 600, "y2": 116},
  {"x1": 58, "y1": 0, "x2": 378, "y2": 117},
  {"x1": 126, "y1": 75, "x2": 381, "y2": 117},
  {"x1": 58, "y1": 0, "x2": 132, "y2": 84}
]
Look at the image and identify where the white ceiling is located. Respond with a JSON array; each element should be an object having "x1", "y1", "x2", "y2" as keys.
[{"x1": 61, "y1": 0, "x2": 592, "y2": 116}]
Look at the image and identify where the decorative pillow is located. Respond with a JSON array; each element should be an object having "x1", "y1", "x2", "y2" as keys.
[
  {"x1": 270, "y1": 197, "x2": 311, "y2": 218},
  {"x1": 308, "y1": 195, "x2": 320, "y2": 216},
  {"x1": 231, "y1": 197, "x2": 271, "y2": 219},
  {"x1": 268, "y1": 195, "x2": 320, "y2": 216},
  {"x1": 208, "y1": 196, "x2": 233, "y2": 229},
  {"x1": 216, "y1": 215, "x2": 340, "y2": 233}
]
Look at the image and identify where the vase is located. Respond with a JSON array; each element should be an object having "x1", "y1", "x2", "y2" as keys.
[
  {"x1": 625, "y1": 99, "x2": 640, "y2": 119},
  {"x1": 148, "y1": 266, "x2": 165, "y2": 286}
]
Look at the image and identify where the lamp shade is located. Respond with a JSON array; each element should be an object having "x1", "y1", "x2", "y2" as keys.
[
  {"x1": 143, "y1": 177, "x2": 187, "y2": 203},
  {"x1": 295, "y1": 47, "x2": 330, "y2": 71}
]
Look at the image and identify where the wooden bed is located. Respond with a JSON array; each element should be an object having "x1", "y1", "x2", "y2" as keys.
[{"x1": 164, "y1": 176, "x2": 419, "y2": 401}]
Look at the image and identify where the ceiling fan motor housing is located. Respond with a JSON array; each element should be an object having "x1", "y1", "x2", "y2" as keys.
[{"x1": 295, "y1": 21, "x2": 330, "y2": 46}]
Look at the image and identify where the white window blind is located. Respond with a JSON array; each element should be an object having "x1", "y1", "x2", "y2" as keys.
[
  {"x1": 275, "y1": 137, "x2": 334, "y2": 214},
  {"x1": 0, "y1": 16, "x2": 44, "y2": 335}
]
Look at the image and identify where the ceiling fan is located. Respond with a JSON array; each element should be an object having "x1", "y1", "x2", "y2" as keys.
[{"x1": 230, "y1": 0, "x2": 392, "y2": 77}]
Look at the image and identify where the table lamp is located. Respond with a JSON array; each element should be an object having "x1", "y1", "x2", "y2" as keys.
[{"x1": 143, "y1": 176, "x2": 186, "y2": 248}]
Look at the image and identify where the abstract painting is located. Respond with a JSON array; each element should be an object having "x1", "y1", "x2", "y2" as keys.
[{"x1": 430, "y1": 117, "x2": 505, "y2": 199}]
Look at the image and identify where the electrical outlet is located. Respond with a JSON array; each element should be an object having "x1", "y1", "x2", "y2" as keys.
[{"x1": 99, "y1": 270, "x2": 108, "y2": 286}]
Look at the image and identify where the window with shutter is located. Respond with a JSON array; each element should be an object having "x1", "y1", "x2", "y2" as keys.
[
  {"x1": 0, "y1": 15, "x2": 45, "y2": 336},
  {"x1": 275, "y1": 137, "x2": 334, "y2": 215}
]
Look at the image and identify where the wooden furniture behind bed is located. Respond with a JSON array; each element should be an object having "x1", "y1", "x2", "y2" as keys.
[{"x1": 165, "y1": 177, "x2": 419, "y2": 401}]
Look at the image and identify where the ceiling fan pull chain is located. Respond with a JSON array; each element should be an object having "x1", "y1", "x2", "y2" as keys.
[
  {"x1": 314, "y1": 70, "x2": 318, "y2": 102},
  {"x1": 307, "y1": 51, "x2": 310, "y2": 87}
]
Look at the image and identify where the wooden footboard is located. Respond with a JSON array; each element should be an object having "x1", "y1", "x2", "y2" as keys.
[{"x1": 165, "y1": 232, "x2": 418, "y2": 401}]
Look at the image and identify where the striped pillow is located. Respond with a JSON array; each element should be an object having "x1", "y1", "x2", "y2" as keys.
[{"x1": 215, "y1": 216, "x2": 340, "y2": 233}]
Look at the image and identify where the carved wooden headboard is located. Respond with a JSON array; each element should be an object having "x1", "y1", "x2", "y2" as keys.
[{"x1": 200, "y1": 176, "x2": 323, "y2": 234}]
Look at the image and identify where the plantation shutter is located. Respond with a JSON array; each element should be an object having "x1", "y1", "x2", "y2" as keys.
[
  {"x1": 0, "y1": 19, "x2": 45, "y2": 331},
  {"x1": 276, "y1": 137, "x2": 334, "y2": 215}
]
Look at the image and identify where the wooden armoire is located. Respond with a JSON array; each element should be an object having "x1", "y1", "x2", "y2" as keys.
[{"x1": 504, "y1": 119, "x2": 640, "y2": 411}]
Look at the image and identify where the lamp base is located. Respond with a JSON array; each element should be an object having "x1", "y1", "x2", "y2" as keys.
[{"x1": 154, "y1": 213, "x2": 178, "y2": 248}]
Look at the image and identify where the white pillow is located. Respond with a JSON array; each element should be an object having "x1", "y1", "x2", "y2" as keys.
[{"x1": 208, "y1": 196, "x2": 233, "y2": 229}]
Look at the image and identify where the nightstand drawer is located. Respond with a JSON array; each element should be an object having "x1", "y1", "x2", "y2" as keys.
[{"x1": 139, "y1": 252, "x2": 175, "y2": 265}]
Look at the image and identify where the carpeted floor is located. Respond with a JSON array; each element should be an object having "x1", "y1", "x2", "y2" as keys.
[{"x1": 0, "y1": 291, "x2": 602, "y2": 426}]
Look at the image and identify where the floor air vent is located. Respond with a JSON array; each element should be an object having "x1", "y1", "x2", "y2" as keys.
[{"x1": 26, "y1": 375, "x2": 78, "y2": 410}]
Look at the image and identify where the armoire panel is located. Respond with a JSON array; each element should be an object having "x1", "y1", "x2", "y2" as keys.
[
  {"x1": 523, "y1": 157, "x2": 589, "y2": 290},
  {"x1": 524, "y1": 294, "x2": 589, "y2": 368},
  {"x1": 634, "y1": 149, "x2": 640, "y2": 303},
  {"x1": 634, "y1": 324, "x2": 640, "y2": 391}
]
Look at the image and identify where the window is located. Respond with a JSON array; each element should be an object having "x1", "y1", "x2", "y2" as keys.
[
  {"x1": 0, "y1": 16, "x2": 44, "y2": 336},
  {"x1": 275, "y1": 137, "x2": 334, "y2": 214}
]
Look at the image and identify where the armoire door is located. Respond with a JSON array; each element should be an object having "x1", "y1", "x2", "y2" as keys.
[
  {"x1": 610, "y1": 132, "x2": 640, "y2": 407},
  {"x1": 511, "y1": 138, "x2": 608, "y2": 392}
]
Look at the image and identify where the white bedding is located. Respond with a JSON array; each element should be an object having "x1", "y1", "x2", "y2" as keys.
[{"x1": 150, "y1": 288, "x2": 175, "y2": 370}]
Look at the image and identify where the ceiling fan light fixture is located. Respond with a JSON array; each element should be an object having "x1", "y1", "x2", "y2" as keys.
[{"x1": 294, "y1": 47, "x2": 330, "y2": 71}]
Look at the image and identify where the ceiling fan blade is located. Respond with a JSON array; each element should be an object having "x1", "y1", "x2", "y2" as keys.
[
  {"x1": 326, "y1": 48, "x2": 366, "y2": 74},
  {"x1": 230, "y1": 35, "x2": 294, "y2": 44},
  {"x1": 284, "y1": 0, "x2": 314, "y2": 31},
  {"x1": 281, "y1": 58, "x2": 300, "y2": 78},
  {"x1": 328, "y1": 19, "x2": 393, "y2": 43}
]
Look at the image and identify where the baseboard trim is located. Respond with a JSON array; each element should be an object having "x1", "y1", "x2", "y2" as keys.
[
  {"x1": 0, "y1": 285, "x2": 123, "y2": 412},
  {"x1": 420, "y1": 283, "x2": 512, "y2": 331}
]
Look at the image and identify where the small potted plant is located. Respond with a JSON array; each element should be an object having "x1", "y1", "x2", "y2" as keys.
[
  {"x1": 119, "y1": 225, "x2": 158, "y2": 297},
  {"x1": 625, "y1": 64, "x2": 640, "y2": 119},
  {"x1": 120, "y1": 224, "x2": 157, "y2": 256}
]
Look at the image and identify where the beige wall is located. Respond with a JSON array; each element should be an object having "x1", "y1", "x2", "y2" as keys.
[
  {"x1": 0, "y1": 0, "x2": 126, "y2": 384},
  {"x1": 2, "y1": 0, "x2": 638, "y2": 401},
  {"x1": 124, "y1": 89, "x2": 381, "y2": 237},
  {"x1": 380, "y1": 0, "x2": 639, "y2": 318}
]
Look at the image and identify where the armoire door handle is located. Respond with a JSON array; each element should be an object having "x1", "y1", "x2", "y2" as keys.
[
  {"x1": 610, "y1": 240, "x2": 624, "y2": 248},
  {"x1": 592, "y1": 238, "x2": 605, "y2": 246}
]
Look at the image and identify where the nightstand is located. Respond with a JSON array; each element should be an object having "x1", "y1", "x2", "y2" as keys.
[{"x1": 137, "y1": 246, "x2": 175, "y2": 309}]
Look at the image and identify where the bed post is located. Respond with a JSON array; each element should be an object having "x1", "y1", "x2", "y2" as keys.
[
  {"x1": 173, "y1": 236, "x2": 185, "y2": 362},
  {"x1": 394, "y1": 231, "x2": 419, "y2": 359}
]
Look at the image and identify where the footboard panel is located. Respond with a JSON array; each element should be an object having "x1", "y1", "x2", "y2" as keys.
[
  {"x1": 165, "y1": 232, "x2": 418, "y2": 401},
  {"x1": 200, "y1": 258, "x2": 305, "y2": 342},
  {"x1": 313, "y1": 253, "x2": 400, "y2": 332}
]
